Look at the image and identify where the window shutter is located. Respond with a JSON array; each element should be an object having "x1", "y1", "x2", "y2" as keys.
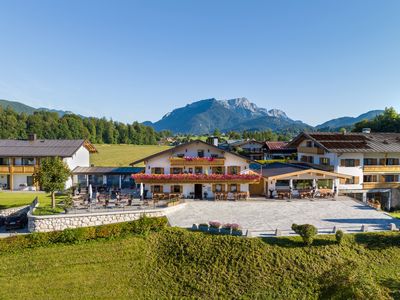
[
  {"x1": 160, "y1": 168, "x2": 165, "y2": 174},
  {"x1": 355, "y1": 159, "x2": 360, "y2": 167},
  {"x1": 340, "y1": 160, "x2": 345, "y2": 167},
  {"x1": 170, "y1": 185, "x2": 174, "y2": 193},
  {"x1": 237, "y1": 184, "x2": 241, "y2": 192},
  {"x1": 151, "y1": 185, "x2": 154, "y2": 193},
  {"x1": 379, "y1": 158, "x2": 386, "y2": 166},
  {"x1": 151, "y1": 168, "x2": 155, "y2": 174},
  {"x1": 380, "y1": 175, "x2": 385, "y2": 183},
  {"x1": 237, "y1": 166, "x2": 241, "y2": 174},
  {"x1": 170, "y1": 168, "x2": 173, "y2": 174},
  {"x1": 212, "y1": 184, "x2": 216, "y2": 192},
  {"x1": 353, "y1": 176, "x2": 359, "y2": 184},
  {"x1": 227, "y1": 166, "x2": 232, "y2": 175},
  {"x1": 339, "y1": 178, "x2": 346, "y2": 184}
]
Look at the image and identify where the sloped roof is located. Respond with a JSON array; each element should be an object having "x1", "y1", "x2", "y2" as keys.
[
  {"x1": 130, "y1": 139, "x2": 258, "y2": 165},
  {"x1": 0, "y1": 139, "x2": 97, "y2": 157},
  {"x1": 72, "y1": 166, "x2": 144, "y2": 175},
  {"x1": 264, "y1": 141, "x2": 295, "y2": 150},
  {"x1": 288, "y1": 132, "x2": 400, "y2": 153}
]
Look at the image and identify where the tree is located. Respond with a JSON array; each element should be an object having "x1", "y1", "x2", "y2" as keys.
[{"x1": 33, "y1": 157, "x2": 71, "y2": 208}]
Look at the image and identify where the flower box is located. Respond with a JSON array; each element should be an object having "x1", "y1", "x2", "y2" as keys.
[
  {"x1": 209, "y1": 221, "x2": 221, "y2": 234},
  {"x1": 231, "y1": 230, "x2": 243, "y2": 236},
  {"x1": 198, "y1": 223, "x2": 209, "y2": 232},
  {"x1": 132, "y1": 173, "x2": 260, "y2": 184}
]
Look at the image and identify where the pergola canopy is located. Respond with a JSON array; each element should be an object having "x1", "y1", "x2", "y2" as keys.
[{"x1": 263, "y1": 168, "x2": 352, "y2": 181}]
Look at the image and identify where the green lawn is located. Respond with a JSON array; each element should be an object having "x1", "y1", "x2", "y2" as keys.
[
  {"x1": 0, "y1": 192, "x2": 65, "y2": 214},
  {"x1": 91, "y1": 144, "x2": 171, "y2": 166},
  {"x1": 0, "y1": 228, "x2": 399, "y2": 299},
  {"x1": 390, "y1": 211, "x2": 400, "y2": 219}
]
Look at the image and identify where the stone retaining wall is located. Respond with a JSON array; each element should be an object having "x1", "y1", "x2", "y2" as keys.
[
  {"x1": 0, "y1": 205, "x2": 29, "y2": 217},
  {"x1": 28, "y1": 203, "x2": 185, "y2": 232}
]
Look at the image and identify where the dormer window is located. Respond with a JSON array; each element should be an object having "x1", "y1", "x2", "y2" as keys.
[{"x1": 198, "y1": 150, "x2": 204, "y2": 158}]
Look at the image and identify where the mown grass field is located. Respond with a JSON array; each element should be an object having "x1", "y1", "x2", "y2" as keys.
[
  {"x1": 0, "y1": 192, "x2": 65, "y2": 214},
  {"x1": 0, "y1": 228, "x2": 399, "y2": 299},
  {"x1": 91, "y1": 144, "x2": 171, "y2": 166}
]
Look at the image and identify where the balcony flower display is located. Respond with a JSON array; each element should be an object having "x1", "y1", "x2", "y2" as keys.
[
  {"x1": 183, "y1": 156, "x2": 215, "y2": 162},
  {"x1": 132, "y1": 173, "x2": 261, "y2": 183}
]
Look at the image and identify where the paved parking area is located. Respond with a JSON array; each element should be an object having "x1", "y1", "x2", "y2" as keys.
[{"x1": 167, "y1": 197, "x2": 400, "y2": 236}]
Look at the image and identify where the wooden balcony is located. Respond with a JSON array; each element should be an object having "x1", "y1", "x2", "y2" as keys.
[
  {"x1": 363, "y1": 165, "x2": 400, "y2": 173},
  {"x1": 133, "y1": 173, "x2": 261, "y2": 184},
  {"x1": 169, "y1": 157, "x2": 225, "y2": 166},
  {"x1": 0, "y1": 165, "x2": 36, "y2": 174},
  {"x1": 298, "y1": 146, "x2": 324, "y2": 155},
  {"x1": 363, "y1": 182, "x2": 400, "y2": 189}
]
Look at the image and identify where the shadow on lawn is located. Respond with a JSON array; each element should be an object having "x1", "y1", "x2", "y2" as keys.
[
  {"x1": 381, "y1": 278, "x2": 400, "y2": 300},
  {"x1": 354, "y1": 233, "x2": 400, "y2": 250},
  {"x1": 261, "y1": 236, "x2": 337, "y2": 248}
]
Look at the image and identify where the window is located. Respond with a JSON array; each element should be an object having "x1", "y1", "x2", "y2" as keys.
[
  {"x1": 194, "y1": 167, "x2": 203, "y2": 174},
  {"x1": 383, "y1": 175, "x2": 399, "y2": 182},
  {"x1": 151, "y1": 168, "x2": 164, "y2": 174},
  {"x1": 0, "y1": 157, "x2": 9, "y2": 165},
  {"x1": 340, "y1": 176, "x2": 359, "y2": 185},
  {"x1": 211, "y1": 167, "x2": 224, "y2": 174},
  {"x1": 317, "y1": 179, "x2": 333, "y2": 189},
  {"x1": 197, "y1": 150, "x2": 204, "y2": 158},
  {"x1": 177, "y1": 154, "x2": 184, "y2": 158},
  {"x1": 27, "y1": 176, "x2": 34, "y2": 186},
  {"x1": 364, "y1": 175, "x2": 378, "y2": 182},
  {"x1": 306, "y1": 141, "x2": 313, "y2": 147},
  {"x1": 229, "y1": 184, "x2": 238, "y2": 192},
  {"x1": 276, "y1": 180, "x2": 290, "y2": 187},
  {"x1": 171, "y1": 185, "x2": 182, "y2": 193},
  {"x1": 228, "y1": 166, "x2": 240, "y2": 175},
  {"x1": 300, "y1": 156, "x2": 314, "y2": 163},
  {"x1": 387, "y1": 158, "x2": 400, "y2": 165},
  {"x1": 22, "y1": 157, "x2": 35, "y2": 166},
  {"x1": 340, "y1": 159, "x2": 360, "y2": 167},
  {"x1": 211, "y1": 154, "x2": 219, "y2": 158},
  {"x1": 152, "y1": 185, "x2": 163, "y2": 193},
  {"x1": 214, "y1": 184, "x2": 223, "y2": 192},
  {"x1": 319, "y1": 157, "x2": 330, "y2": 166},
  {"x1": 364, "y1": 158, "x2": 378, "y2": 166},
  {"x1": 171, "y1": 168, "x2": 183, "y2": 174}
]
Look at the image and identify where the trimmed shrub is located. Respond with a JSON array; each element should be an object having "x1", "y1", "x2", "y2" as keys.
[
  {"x1": 291, "y1": 223, "x2": 317, "y2": 246},
  {"x1": 335, "y1": 230, "x2": 344, "y2": 244}
]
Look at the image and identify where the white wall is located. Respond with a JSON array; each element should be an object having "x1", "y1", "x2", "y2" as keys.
[{"x1": 63, "y1": 145, "x2": 90, "y2": 189}]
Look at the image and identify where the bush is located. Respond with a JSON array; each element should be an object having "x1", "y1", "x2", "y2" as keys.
[
  {"x1": 291, "y1": 223, "x2": 317, "y2": 246},
  {"x1": 0, "y1": 216, "x2": 168, "y2": 253},
  {"x1": 335, "y1": 230, "x2": 344, "y2": 244}
]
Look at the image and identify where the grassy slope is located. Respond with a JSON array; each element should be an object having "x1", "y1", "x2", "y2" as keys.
[
  {"x1": 0, "y1": 192, "x2": 65, "y2": 214},
  {"x1": 0, "y1": 229, "x2": 399, "y2": 299},
  {"x1": 91, "y1": 144, "x2": 171, "y2": 166}
]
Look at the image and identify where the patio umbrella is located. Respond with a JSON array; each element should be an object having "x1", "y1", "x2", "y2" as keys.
[
  {"x1": 88, "y1": 184, "x2": 93, "y2": 200},
  {"x1": 140, "y1": 183, "x2": 144, "y2": 200}
]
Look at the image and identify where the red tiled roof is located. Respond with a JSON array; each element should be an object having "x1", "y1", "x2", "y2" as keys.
[{"x1": 265, "y1": 141, "x2": 290, "y2": 150}]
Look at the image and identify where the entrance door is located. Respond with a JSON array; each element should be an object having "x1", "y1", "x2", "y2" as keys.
[{"x1": 194, "y1": 184, "x2": 202, "y2": 199}]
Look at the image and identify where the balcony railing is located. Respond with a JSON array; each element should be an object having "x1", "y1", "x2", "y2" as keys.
[
  {"x1": 363, "y1": 182, "x2": 400, "y2": 189},
  {"x1": 133, "y1": 173, "x2": 261, "y2": 183},
  {"x1": 169, "y1": 157, "x2": 225, "y2": 166},
  {"x1": 0, "y1": 165, "x2": 36, "y2": 173},
  {"x1": 298, "y1": 146, "x2": 324, "y2": 155},
  {"x1": 363, "y1": 165, "x2": 400, "y2": 173}
]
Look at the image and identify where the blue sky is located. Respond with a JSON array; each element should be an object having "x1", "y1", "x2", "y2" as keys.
[{"x1": 0, "y1": 0, "x2": 399, "y2": 126}]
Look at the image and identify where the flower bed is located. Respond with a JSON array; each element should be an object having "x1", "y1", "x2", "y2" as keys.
[{"x1": 132, "y1": 173, "x2": 260, "y2": 183}]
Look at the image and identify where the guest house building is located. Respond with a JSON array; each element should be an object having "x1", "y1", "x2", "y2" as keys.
[
  {"x1": 287, "y1": 130, "x2": 400, "y2": 209},
  {"x1": 130, "y1": 140, "x2": 260, "y2": 199},
  {"x1": 0, "y1": 134, "x2": 96, "y2": 191}
]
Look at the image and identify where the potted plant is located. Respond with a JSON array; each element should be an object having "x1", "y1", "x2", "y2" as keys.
[
  {"x1": 230, "y1": 223, "x2": 243, "y2": 236},
  {"x1": 198, "y1": 223, "x2": 209, "y2": 232},
  {"x1": 191, "y1": 223, "x2": 199, "y2": 231},
  {"x1": 220, "y1": 223, "x2": 232, "y2": 235},
  {"x1": 208, "y1": 221, "x2": 221, "y2": 234}
]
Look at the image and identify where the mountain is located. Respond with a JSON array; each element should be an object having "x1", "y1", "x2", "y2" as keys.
[
  {"x1": 316, "y1": 110, "x2": 384, "y2": 131},
  {"x1": 144, "y1": 98, "x2": 312, "y2": 134},
  {"x1": 0, "y1": 99, "x2": 76, "y2": 116}
]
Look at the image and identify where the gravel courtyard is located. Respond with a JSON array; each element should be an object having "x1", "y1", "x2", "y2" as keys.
[{"x1": 167, "y1": 197, "x2": 400, "y2": 236}]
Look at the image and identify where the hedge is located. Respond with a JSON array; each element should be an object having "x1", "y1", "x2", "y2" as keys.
[{"x1": 0, "y1": 216, "x2": 168, "y2": 253}]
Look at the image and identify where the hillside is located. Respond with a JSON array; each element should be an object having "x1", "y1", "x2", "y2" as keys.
[
  {"x1": 144, "y1": 98, "x2": 313, "y2": 134},
  {"x1": 316, "y1": 110, "x2": 384, "y2": 131},
  {"x1": 0, "y1": 228, "x2": 398, "y2": 299},
  {"x1": 0, "y1": 99, "x2": 75, "y2": 116},
  {"x1": 91, "y1": 144, "x2": 171, "y2": 166}
]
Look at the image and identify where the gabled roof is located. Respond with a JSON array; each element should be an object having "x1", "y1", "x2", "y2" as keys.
[
  {"x1": 0, "y1": 139, "x2": 97, "y2": 157},
  {"x1": 229, "y1": 139, "x2": 264, "y2": 147},
  {"x1": 258, "y1": 162, "x2": 352, "y2": 180},
  {"x1": 130, "y1": 139, "x2": 258, "y2": 165},
  {"x1": 288, "y1": 132, "x2": 400, "y2": 153}
]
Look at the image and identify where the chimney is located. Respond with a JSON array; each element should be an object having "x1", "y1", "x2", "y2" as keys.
[
  {"x1": 362, "y1": 128, "x2": 371, "y2": 134},
  {"x1": 206, "y1": 136, "x2": 219, "y2": 147},
  {"x1": 28, "y1": 133, "x2": 37, "y2": 141}
]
